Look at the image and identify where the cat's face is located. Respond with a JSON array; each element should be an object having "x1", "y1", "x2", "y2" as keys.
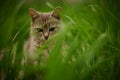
[{"x1": 29, "y1": 6, "x2": 61, "y2": 41}]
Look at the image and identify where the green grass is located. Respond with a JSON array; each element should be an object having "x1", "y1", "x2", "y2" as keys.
[{"x1": 0, "y1": 0, "x2": 120, "y2": 80}]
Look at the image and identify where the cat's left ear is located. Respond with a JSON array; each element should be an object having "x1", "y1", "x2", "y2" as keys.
[
  {"x1": 52, "y1": 6, "x2": 62, "y2": 20},
  {"x1": 29, "y1": 8, "x2": 39, "y2": 20}
]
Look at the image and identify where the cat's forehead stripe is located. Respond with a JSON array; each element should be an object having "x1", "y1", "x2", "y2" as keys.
[
  {"x1": 39, "y1": 14, "x2": 59, "y2": 25},
  {"x1": 40, "y1": 13, "x2": 51, "y2": 23}
]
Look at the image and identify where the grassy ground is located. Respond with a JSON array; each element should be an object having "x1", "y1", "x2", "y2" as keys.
[{"x1": 0, "y1": 0, "x2": 120, "y2": 80}]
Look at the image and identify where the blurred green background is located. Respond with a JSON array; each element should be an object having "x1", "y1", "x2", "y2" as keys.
[{"x1": 0, "y1": 0, "x2": 120, "y2": 80}]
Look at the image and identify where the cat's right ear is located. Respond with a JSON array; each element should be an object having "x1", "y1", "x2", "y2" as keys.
[
  {"x1": 52, "y1": 6, "x2": 62, "y2": 20},
  {"x1": 29, "y1": 8, "x2": 39, "y2": 20}
]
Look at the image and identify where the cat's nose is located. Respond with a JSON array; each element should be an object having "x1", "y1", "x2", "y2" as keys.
[{"x1": 44, "y1": 35, "x2": 49, "y2": 40}]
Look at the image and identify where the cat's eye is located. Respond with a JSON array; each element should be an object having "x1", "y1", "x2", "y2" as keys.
[
  {"x1": 49, "y1": 27, "x2": 55, "y2": 31},
  {"x1": 36, "y1": 28, "x2": 43, "y2": 32},
  {"x1": 39, "y1": 29, "x2": 43, "y2": 32}
]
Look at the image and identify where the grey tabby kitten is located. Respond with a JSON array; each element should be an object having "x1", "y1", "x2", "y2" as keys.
[{"x1": 24, "y1": 6, "x2": 61, "y2": 65}]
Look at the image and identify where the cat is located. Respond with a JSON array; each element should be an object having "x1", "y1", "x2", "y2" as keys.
[{"x1": 23, "y1": 6, "x2": 62, "y2": 65}]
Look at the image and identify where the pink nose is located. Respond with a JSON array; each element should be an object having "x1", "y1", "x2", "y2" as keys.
[{"x1": 44, "y1": 35, "x2": 49, "y2": 40}]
